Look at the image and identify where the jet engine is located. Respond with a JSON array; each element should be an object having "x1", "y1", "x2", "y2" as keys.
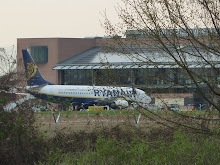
[{"x1": 114, "y1": 99, "x2": 129, "y2": 107}]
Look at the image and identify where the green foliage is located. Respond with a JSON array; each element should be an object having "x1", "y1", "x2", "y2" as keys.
[
  {"x1": 0, "y1": 110, "x2": 47, "y2": 165},
  {"x1": 42, "y1": 129, "x2": 220, "y2": 165},
  {"x1": 39, "y1": 148, "x2": 78, "y2": 165},
  {"x1": 64, "y1": 110, "x2": 71, "y2": 118},
  {"x1": 0, "y1": 97, "x2": 6, "y2": 104},
  {"x1": 1, "y1": 107, "x2": 219, "y2": 165}
]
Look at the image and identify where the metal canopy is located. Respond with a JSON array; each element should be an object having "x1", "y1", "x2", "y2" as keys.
[
  {"x1": 52, "y1": 46, "x2": 218, "y2": 70},
  {"x1": 76, "y1": 66, "x2": 86, "y2": 69},
  {"x1": 61, "y1": 66, "x2": 71, "y2": 69},
  {"x1": 68, "y1": 66, "x2": 79, "y2": 69},
  {"x1": 53, "y1": 63, "x2": 219, "y2": 70},
  {"x1": 53, "y1": 66, "x2": 63, "y2": 70}
]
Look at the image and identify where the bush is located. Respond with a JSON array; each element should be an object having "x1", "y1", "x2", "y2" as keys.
[
  {"x1": 42, "y1": 128, "x2": 220, "y2": 165},
  {"x1": 0, "y1": 97, "x2": 6, "y2": 104},
  {"x1": 0, "y1": 110, "x2": 48, "y2": 165}
]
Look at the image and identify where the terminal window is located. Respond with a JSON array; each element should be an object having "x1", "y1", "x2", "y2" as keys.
[{"x1": 28, "y1": 46, "x2": 48, "y2": 63}]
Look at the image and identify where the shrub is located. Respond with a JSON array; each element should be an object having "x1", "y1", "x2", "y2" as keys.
[
  {"x1": 0, "y1": 110, "x2": 48, "y2": 165},
  {"x1": 43, "y1": 128, "x2": 220, "y2": 165}
]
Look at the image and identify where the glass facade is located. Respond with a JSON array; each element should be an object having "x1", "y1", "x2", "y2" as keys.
[
  {"x1": 61, "y1": 67, "x2": 220, "y2": 88},
  {"x1": 62, "y1": 70, "x2": 93, "y2": 85},
  {"x1": 94, "y1": 69, "x2": 132, "y2": 85},
  {"x1": 28, "y1": 46, "x2": 48, "y2": 63}
]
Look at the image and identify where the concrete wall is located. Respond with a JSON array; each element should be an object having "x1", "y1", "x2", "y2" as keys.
[
  {"x1": 151, "y1": 93, "x2": 194, "y2": 106},
  {"x1": 17, "y1": 38, "x2": 59, "y2": 85},
  {"x1": 58, "y1": 38, "x2": 96, "y2": 63},
  {"x1": 17, "y1": 38, "x2": 96, "y2": 84}
]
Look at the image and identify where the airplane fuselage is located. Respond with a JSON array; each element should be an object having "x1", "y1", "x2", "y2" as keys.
[{"x1": 27, "y1": 85, "x2": 150, "y2": 105}]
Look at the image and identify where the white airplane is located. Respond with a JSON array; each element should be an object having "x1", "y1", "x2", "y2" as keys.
[{"x1": 22, "y1": 50, "x2": 151, "y2": 110}]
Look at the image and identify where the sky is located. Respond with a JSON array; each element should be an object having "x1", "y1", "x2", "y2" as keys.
[{"x1": 0, "y1": 0, "x2": 121, "y2": 47}]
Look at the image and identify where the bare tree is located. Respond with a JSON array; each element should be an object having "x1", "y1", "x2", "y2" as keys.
[
  {"x1": 103, "y1": 0, "x2": 220, "y2": 110},
  {"x1": 0, "y1": 47, "x2": 18, "y2": 104},
  {"x1": 0, "y1": 47, "x2": 16, "y2": 74},
  {"x1": 100, "y1": 0, "x2": 220, "y2": 133}
]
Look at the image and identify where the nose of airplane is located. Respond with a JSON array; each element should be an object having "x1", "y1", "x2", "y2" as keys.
[
  {"x1": 139, "y1": 92, "x2": 151, "y2": 104},
  {"x1": 141, "y1": 94, "x2": 151, "y2": 104},
  {"x1": 145, "y1": 95, "x2": 151, "y2": 104}
]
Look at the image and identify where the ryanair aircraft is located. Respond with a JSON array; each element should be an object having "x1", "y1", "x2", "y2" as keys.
[{"x1": 22, "y1": 50, "x2": 151, "y2": 110}]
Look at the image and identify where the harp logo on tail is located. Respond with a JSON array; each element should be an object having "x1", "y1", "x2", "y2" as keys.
[{"x1": 27, "y1": 63, "x2": 37, "y2": 79}]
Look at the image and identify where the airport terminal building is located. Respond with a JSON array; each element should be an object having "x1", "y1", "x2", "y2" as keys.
[{"x1": 17, "y1": 30, "x2": 218, "y2": 108}]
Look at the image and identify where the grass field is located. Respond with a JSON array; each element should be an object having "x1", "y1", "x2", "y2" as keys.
[
  {"x1": 35, "y1": 109, "x2": 150, "y2": 134},
  {"x1": 1, "y1": 108, "x2": 220, "y2": 164},
  {"x1": 35, "y1": 109, "x2": 220, "y2": 136},
  {"x1": 34, "y1": 109, "x2": 220, "y2": 164}
]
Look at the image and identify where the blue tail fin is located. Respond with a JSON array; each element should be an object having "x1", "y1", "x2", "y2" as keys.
[{"x1": 22, "y1": 49, "x2": 54, "y2": 86}]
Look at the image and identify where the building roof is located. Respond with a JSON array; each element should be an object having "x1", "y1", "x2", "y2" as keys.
[{"x1": 53, "y1": 46, "x2": 220, "y2": 70}]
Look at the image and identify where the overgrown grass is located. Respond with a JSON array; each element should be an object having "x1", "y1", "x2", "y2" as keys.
[
  {"x1": 0, "y1": 110, "x2": 48, "y2": 165},
  {"x1": 0, "y1": 97, "x2": 6, "y2": 104},
  {"x1": 36, "y1": 109, "x2": 219, "y2": 117},
  {"x1": 1, "y1": 107, "x2": 220, "y2": 165},
  {"x1": 40, "y1": 129, "x2": 220, "y2": 165}
]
